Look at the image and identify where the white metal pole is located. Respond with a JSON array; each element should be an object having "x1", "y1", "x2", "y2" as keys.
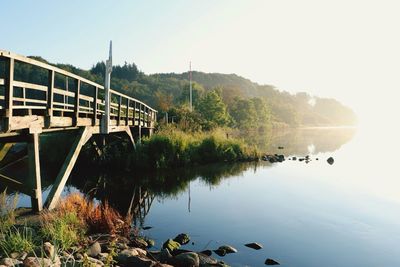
[{"x1": 189, "y1": 61, "x2": 192, "y2": 112}]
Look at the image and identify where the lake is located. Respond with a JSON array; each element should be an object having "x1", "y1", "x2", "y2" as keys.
[{"x1": 12, "y1": 127, "x2": 400, "y2": 267}]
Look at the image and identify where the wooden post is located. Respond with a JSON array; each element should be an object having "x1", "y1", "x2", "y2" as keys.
[
  {"x1": 117, "y1": 96, "x2": 122, "y2": 126},
  {"x1": 3, "y1": 58, "x2": 14, "y2": 132},
  {"x1": 73, "y1": 79, "x2": 80, "y2": 126},
  {"x1": 45, "y1": 127, "x2": 92, "y2": 210},
  {"x1": 46, "y1": 70, "x2": 55, "y2": 128},
  {"x1": 92, "y1": 86, "x2": 98, "y2": 126},
  {"x1": 125, "y1": 98, "x2": 129, "y2": 126},
  {"x1": 28, "y1": 133, "x2": 42, "y2": 212}
]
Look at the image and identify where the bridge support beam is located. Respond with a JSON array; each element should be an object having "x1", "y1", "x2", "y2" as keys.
[
  {"x1": 45, "y1": 127, "x2": 92, "y2": 210},
  {"x1": 27, "y1": 133, "x2": 42, "y2": 212}
]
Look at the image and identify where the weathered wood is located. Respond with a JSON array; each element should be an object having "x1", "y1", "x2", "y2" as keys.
[
  {"x1": 92, "y1": 87, "x2": 98, "y2": 125},
  {"x1": 28, "y1": 133, "x2": 42, "y2": 212},
  {"x1": 73, "y1": 80, "x2": 80, "y2": 126},
  {"x1": 117, "y1": 96, "x2": 122, "y2": 125},
  {"x1": 45, "y1": 127, "x2": 92, "y2": 210},
  {"x1": 4, "y1": 57, "x2": 14, "y2": 131},
  {"x1": 0, "y1": 143, "x2": 14, "y2": 161},
  {"x1": 13, "y1": 81, "x2": 47, "y2": 92}
]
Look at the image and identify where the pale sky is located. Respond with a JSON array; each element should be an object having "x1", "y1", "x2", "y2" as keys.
[{"x1": 2, "y1": 0, "x2": 400, "y2": 129}]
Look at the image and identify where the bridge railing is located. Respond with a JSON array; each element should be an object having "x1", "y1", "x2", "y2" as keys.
[{"x1": 0, "y1": 50, "x2": 157, "y2": 132}]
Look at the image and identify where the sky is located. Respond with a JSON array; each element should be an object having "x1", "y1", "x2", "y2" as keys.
[{"x1": 2, "y1": 0, "x2": 400, "y2": 130}]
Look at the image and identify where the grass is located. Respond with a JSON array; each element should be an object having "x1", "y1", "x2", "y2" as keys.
[
  {"x1": 0, "y1": 189, "x2": 18, "y2": 232},
  {"x1": 132, "y1": 126, "x2": 260, "y2": 169},
  {"x1": 0, "y1": 225, "x2": 35, "y2": 256}
]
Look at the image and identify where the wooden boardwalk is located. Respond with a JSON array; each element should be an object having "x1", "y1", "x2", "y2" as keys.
[{"x1": 0, "y1": 50, "x2": 157, "y2": 211}]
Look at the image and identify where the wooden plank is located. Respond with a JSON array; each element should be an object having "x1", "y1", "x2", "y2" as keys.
[
  {"x1": 12, "y1": 106, "x2": 46, "y2": 110},
  {"x1": 117, "y1": 96, "x2": 122, "y2": 126},
  {"x1": 79, "y1": 94, "x2": 94, "y2": 102},
  {"x1": 13, "y1": 97, "x2": 47, "y2": 105},
  {"x1": 54, "y1": 88, "x2": 75, "y2": 97},
  {"x1": 45, "y1": 127, "x2": 92, "y2": 210},
  {"x1": 0, "y1": 143, "x2": 14, "y2": 161},
  {"x1": 13, "y1": 81, "x2": 47, "y2": 92},
  {"x1": 4, "y1": 58, "x2": 14, "y2": 130},
  {"x1": 46, "y1": 70, "x2": 55, "y2": 128},
  {"x1": 28, "y1": 133, "x2": 42, "y2": 212}
]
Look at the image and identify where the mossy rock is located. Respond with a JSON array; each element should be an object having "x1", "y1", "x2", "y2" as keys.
[
  {"x1": 173, "y1": 233, "x2": 190, "y2": 245},
  {"x1": 162, "y1": 239, "x2": 181, "y2": 252}
]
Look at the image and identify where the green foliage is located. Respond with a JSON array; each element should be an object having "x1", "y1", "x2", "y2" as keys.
[
  {"x1": 196, "y1": 90, "x2": 230, "y2": 130},
  {"x1": 0, "y1": 190, "x2": 18, "y2": 232},
  {"x1": 0, "y1": 226, "x2": 35, "y2": 256},
  {"x1": 40, "y1": 212, "x2": 85, "y2": 250},
  {"x1": 132, "y1": 127, "x2": 258, "y2": 169}
]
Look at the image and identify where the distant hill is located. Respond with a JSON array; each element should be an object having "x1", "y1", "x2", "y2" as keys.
[{"x1": 23, "y1": 56, "x2": 357, "y2": 127}]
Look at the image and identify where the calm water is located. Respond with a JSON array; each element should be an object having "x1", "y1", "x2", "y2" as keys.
[{"x1": 10, "y1": 127, "x2": 400, "y2": 267}]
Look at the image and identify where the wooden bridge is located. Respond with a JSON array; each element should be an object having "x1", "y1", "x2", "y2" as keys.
[{"x1": 0, "y1": 49, "x2": 157, "y2": 212}]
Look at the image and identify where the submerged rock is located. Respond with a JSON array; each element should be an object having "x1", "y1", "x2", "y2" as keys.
[
  {"x1": 244, "y1": 242, "x2": 263, "y2": 250},
  {"x1": 213, "y1": 249, "x2": 226, "y2": 257},
  {"x1": 142, "y1": 226, "x2": 153, "y2": 230},
  {"x1": 174, "y1": 233, "x2": 191, "y2": 245},
  {"x1": 327, "y1": 157, "x2": 334, "y2": 165},
  {"x1": 265, "y1": 258, "x2": 280, "y2": 265}
]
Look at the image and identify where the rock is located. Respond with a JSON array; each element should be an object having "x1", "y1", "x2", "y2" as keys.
[
  {"x1": 265, "y1": 258, "x2": 280, "y2": 265},
  {"x1": 87, "y1": 241, "x2": 102, "y2": 257},
  {"x1": 135, "y1": 248, "x2": 148, "y2": 257},
  {"x1": 145, "y1": 238, "x2": 155, "y2": 248},
  {"x1": 123, "y1": 256, "x2": 156, "y2": 267},
  {"x1": 159, "y1": 248, "x2": 173, "y2": 263},
  {"x1": 217, "y1": 245, "x2": 237, "y2": 254},
  {"x1": 213, "y1": 249, "x2": 226, "y2": 257},
  {"x1": 327, "y1": 157, "x2": 334, "y2": 165},
  {"x1": 173, "y1": 233, "x2": 190, "y2": 245},
  {"x1": 10, "y1": 252, "x2": 20, "y2": 259},
  {"x1": 75, "y1": 253, "x2": 84, "y2": 260},
  {"x1": 197, "y1": 253, "x2": 218, "y2": 265},
  {"x1": 278, "y1": 146, "x2": 284, "y2": 149},
  {"x1": 87, "y1": 256, "x2": 104, "y2": 266},
  {"x1": 116, "y1": 242, "x2": 129, "y2": 250},
  {"x1": 43, "y1": 242, "x2": 56, "y2": 259},
  {"x1": 174, "y1": 252, "x2": 200, "y2": 267},
  {"x1": 199, "y1": 250, "x2": 212, "y2": 256},
  {"x1": 23, "y1": 257, "x2": 53, "y2": 267},
  {"x1": 244, "y1": 242, "x2": 263, "y2": 250},
  {"x1": 131, "y1": 237, "x2": 148, "y2": 249},
  {"x1": 0, "y1": 258, "x2": 22, "y2": 266},
  {"x1": 316, "y1": 158, "x2": 319, "y2": 160},
  {"x1": 98, "y1": 252, "x2": 109, "y2": 261},
  {"x1": 20, "y1": 252, "x2": 28, "y2": 261},
  {"x1": 142, "y1": 226, "x2": 153, "y2": 230},
  {"x1": 117, "y1": 248, "x2": 139, "y2": 264},
  {"x1": 292, "y1": 156, "x2": 297, "y2": 160},
  {"x1": 162, "y1": 239, "x2": 181, "y2": 252}
]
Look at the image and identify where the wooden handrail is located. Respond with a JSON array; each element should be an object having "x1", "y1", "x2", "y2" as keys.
[{"x1": 0, "y1": 49, "x2": 157, "y2": 132}]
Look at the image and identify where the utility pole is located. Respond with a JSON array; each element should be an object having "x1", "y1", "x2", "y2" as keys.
[
  {"x1": 101, "y1": 41, "x2": 112, "y2": 134},
  {"x1": 189, "y1": 61, "x2": 193, "y2": 112}
]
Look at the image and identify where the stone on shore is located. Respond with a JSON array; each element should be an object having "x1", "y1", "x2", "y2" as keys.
[
  {"x1": 87, "y1": 241, "x2": 102, "y2": 257},
  {"x1": 23, "y1": 257, "x2": 54, "y2": 267},
  {"x1": 174, "y1": 233, "x2": 191, "y2": 245},
  {"x1": 0, "y1": 258, "x2": 22, "y2": 267},
  {"x1": 117, "y1": 248, "x2": 139, "y2": 264},
  {"x1": 163, "y1": 239, "x2": 181, "y2": 252},
  {"x1": 174, "y1": 252, "x2": 199, "y2": 267},
  {"x1": 327, "y1": 157, "x2": 334, "y2": 165}
]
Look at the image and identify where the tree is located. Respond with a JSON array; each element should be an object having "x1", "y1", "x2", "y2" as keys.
[
  {"x1": 229, "y1": 98, "x2": 257, "y2": 130},
  {"x1": 251, "y1": 97, "x2": 271, "y2": 131},
  {"x1": 196, "y1": 90, "x2": 230, "y2": 130}
]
